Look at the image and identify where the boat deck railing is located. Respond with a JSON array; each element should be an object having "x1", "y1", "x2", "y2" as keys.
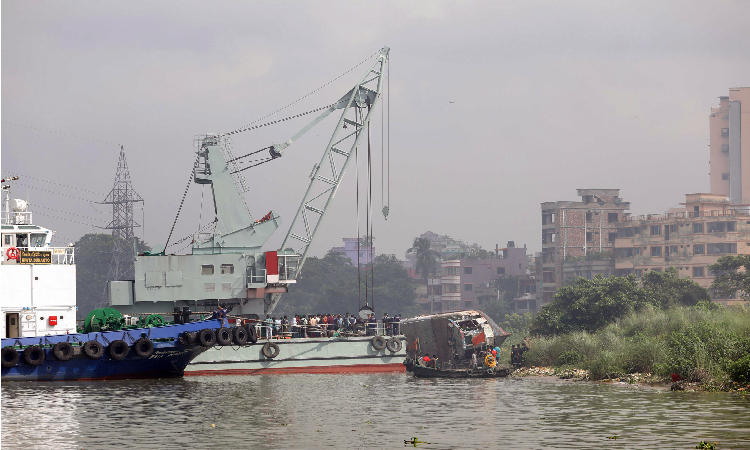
[{"x1": 249, "y1": 321, "x2": 401, "y2": 339}]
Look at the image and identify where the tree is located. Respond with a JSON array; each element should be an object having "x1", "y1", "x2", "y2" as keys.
[
  {"x1": 482, "y1": 275, "x2": 520, "y2": 324},
  {"x1": 709, "y1": 255, "x2": 750, "y2": 300},
  {"x1": 408, "y1": 237, "x2": 438, "y2": 282},
  {"x1": 75, "y1": 233, "x2": 150, "y2": 318},
  {"x1": 529, "y1": 275, "x2": 647, "y2": 336},
  {"x1": 641, "y1": 266, "x2": 709, "y2": 307}
]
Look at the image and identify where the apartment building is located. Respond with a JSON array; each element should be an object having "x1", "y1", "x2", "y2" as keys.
[
  {"x1": 614, "y1": 193, "x2": 750, "y2": 306},
  {"x1": 440, "y1": 242, "x2": 527, "y2": 311},
  {"x1": 540, "y1": 189, "x2": 630, "y2": 304},
  {"x1": 330, "y1": 238, "x2": 374, "y2": 266},
  {"x1": 709, "y1": 87, "x2": 750, "y2": 204}
]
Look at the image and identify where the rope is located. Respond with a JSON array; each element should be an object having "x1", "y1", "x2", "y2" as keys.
[
  {"x1": 164, "y1": 161, "x2": 196, "y2": 250},
  {"x1": 225, "y1": 103, "x2": 343, "y2": 136},
  {"x1": 224, "y1": 49, "x2": 380, "y2": 136},
  {"x1": 230, "y1": 157, "x2": 275, "y2": 174},
  {"x1": 1, "y1": 171, "x2": 107, "y2": 197}
]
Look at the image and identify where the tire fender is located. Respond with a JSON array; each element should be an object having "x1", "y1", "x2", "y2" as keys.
[
  {"x1": 83, "y1": 341, "x2": 104, "y2": 359},
  {"x1": 371, "y1": 335, "x2": 386, "y2": 351},
  {"x1": 134, "y1": 338, "x2": 155, "y2": 358},
  {"x1": 108, "y1": 340, "x2": 129, "y2": 360},
  {"x1": 262, "y1": 342, "x2": 280, "y2": 358},
  {"x1": 52, "y1": 342, "x2": 74, "y2": 361},
  {"x1": 216, "y1": 327, "x2": 232, "y2": 346},
  {"x1": 386, "y1": 337, "x2": 402, "y2": 353},
  {"x1": 1, "y1": 347, "x2": 19, "y2": 368},
  {"x1": 23, "y1": 346, "x2": 45, "y2": 366},
  {"x1": 198, "y1": 328, "x2": 216, "y2": 347},
  {"x1": 233, "y1": 327, "x2": 248, "y2": 346}
]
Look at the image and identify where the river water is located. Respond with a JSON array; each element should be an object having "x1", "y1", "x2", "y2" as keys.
[{"x1": 2, "y1": 373, "x2": 749, "y2": 449}]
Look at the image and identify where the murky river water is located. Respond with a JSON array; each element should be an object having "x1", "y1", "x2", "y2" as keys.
[{"x1": 2, "y1": 373, "x2": 749, "y2": 449}]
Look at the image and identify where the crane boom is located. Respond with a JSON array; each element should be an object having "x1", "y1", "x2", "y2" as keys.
[{"x1": 265, "y1": 46, "x2": 389, "y2": 313}]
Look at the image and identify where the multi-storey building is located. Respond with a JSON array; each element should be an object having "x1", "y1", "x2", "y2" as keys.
[
  {"x1": 330, "y1": 238, "x2": 374, "y2": 266},
  {"x1": 440, "y1": 242, "x2": 527, "y2": 311},
  {"x1": 540, "y1": 189, "x2": 630, "y2": 304},
  {"x1": 614, "y1": 193, "x2": 750, "y2": 306},
  {"x1": 709, "y1": 87, "x2": 750, "y2": 204}
]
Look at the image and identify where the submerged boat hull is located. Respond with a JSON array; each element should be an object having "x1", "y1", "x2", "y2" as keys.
[{"x1": 186, "y1": 335, "x2": 407, "y2": 376}]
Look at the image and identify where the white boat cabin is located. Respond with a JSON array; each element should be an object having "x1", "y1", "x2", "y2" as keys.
[{"x1": 1, "y1": 197, "x2": 77, "y2": 338}]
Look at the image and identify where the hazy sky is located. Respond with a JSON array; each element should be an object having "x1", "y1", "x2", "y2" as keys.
[{"x1": 2, "y1": 1, "x2": 749, "y2": 259}]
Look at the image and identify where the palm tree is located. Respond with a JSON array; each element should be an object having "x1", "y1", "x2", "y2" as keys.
[{"x1": 408, "y1": 237, "x2": 438, "y2": 282}]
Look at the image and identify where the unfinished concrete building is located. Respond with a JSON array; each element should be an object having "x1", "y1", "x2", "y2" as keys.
[{"x1": 540, "y1": 189, "x2": 630, "y2": 304}]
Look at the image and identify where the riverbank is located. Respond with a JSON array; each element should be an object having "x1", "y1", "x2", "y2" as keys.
[{"x1": 511, "y1": 365, "x2": 750, "y2": 393}]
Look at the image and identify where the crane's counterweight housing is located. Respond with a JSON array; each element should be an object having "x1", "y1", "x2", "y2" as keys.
[{"x1": 106, "y1": 46, "x2": 389, "y2": 318}]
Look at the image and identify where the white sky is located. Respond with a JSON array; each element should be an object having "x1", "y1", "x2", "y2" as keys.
[{"x1": 2, "y1": 0, "x2": 749, "y2": 258}]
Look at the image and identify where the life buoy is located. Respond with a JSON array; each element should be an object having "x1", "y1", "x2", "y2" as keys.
[
  {"x1": 52, "y1": 342, "x2": 74, "y2": 361},
  {"x1": 233, "y1": 327, "x2": 248, "y2": 345},
  {"x1": 133, "y1": 338, "x2": 154, "y2": 358},
  {"x1": 198, "y1": 328, "x2": 216, "y2": 347},
  {"x1": 262, "y1": 342, "x2": 280, "y2": 358},
  {"x1": 485, "y1": 354, "x2": 497, "y2": 368},
  {"x1": 108, "y1": 340, "x2": 129, "y2": 360},
  {"x1": 23, "y1": 346, "x2": 45, "y2": 366},
  {"x1": 6, "y1": 247, "x2": 19, "y2": 261},
  {"x1": 371, "y1": 335, "x2": 387, "y2": 351},
  {"x1": 83, "y1": 340, "x2": 104, "y2": 359},
  {"x1": 216, "y1": 327, "x2": 232, "y2": 346},
  {"x1": 386, "y1": 337, "x2": 402, "y2": 353},
  {"x1": 179, "y1": 331, "x2": 197, "y2": 346},
  {"x1": 1, "y1": 347, "x2": 19, "y2": 368},
  {"x1": 246, "y1": 323, "x2": 258, "y2": 344}
]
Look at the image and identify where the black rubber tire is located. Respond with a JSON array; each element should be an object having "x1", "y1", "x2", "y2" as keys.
[
  {"x1": 179, "y1": 331, "x2": 197, "y2": 346},
  {"x1": 262, "y1": 342, "x2": 280, "y2": 358},
  {"x1": 233, "y1": 327, "x2": 248, "y2": 345},
  {"x1": 1, "y1": 347, "x2": 19, "y2": 368},
  {"x1": 83, "y1": 341, "x2": 104, "y2": 360},
  {"x1": 216, "y1": 327, "x2": 232, "y2": 346},
  {"x1": 246, "y1": 324, "x2": 258, "y2": 344},
  {"x1": 371, "y1": 335, "x2": 387, "y2": 351},
  {"x1": 386, "y1": 337, "x2": 403, "y2": 353},
  {"x1": 23, "y1": 346, "x2": 45, "y2": 366},
  {"x1": 198, "y1": 328, "x2": 216, "y2": 347},
  {"x1": 133, "y1": 338, "x2": 154, "y2": 358},
  {"x1": 52, "y1": 342, "x2": 74, "y2": 361},
  {"x1": 108, "y1": 340, "x2": 129, "y2": 360}
]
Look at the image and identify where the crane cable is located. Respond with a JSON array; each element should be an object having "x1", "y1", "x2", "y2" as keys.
[{"x1": 164, "y1": 157, "x2": 198, "y2": 250}]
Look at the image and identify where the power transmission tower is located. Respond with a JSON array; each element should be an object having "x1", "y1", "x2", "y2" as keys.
[{"x1": 102, "y1": 146, "x2": 143, "y2": 286}]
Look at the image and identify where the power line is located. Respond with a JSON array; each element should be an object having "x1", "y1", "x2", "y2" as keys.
[
  {"x1": 31, "y1": 204, "x2": 107, "y2": 223},
  {"x1": 11, "y1": 182, "x2": 101, "y2": 203},
  {"x1": 2, "y1": 121, "x2": 120, "y2": 147},
  {"x1": 2, "y1": 171, "x2": 107, "y2": 197}
]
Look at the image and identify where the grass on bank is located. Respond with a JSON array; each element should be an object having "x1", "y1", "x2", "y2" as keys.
[{"x1": 520, "y1": 303, "x2": 750, "y2": 388}]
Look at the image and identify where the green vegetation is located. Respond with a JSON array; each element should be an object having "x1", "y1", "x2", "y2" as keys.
[
  {"x1": 564, "y1": 250, "x2": 613, "y2": 262},
  {"x1": 530, "y1": 268, "x2": 709, "y2": 336},
  {"x1": 277, "y1": 251, "x2": 419, "y2": 318},
  {"x1": 407, "y1": 237, "x2": 438, "y2": 282},
  {"x1": 523, "y1": 304, "x2": 750, "y2": 386},
  {"x1": 709, "y1": 254, "x2": 750, "y2": 300}
]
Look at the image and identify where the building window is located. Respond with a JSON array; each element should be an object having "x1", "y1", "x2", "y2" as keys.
[
  {"x1": 722, "y1": 128, "x2": 729, "y2": 137},
  {"x1": 204, "y1": 283, "x2": 215, "y2": 292},
  {"x1": 651, "y1": 246, "x2": 662, "y2": 257},
  {"x1": 669, "y1": 225, "x2": 677, "y2": 232},
  {"x1": 706, "y1": 243, "x2": 737, "y2": 255},
  {"x1": 464, "y1": 284, "x2": 473, "y2": 291},
  {"x1": 586, "y1": 232, "x2": 593, "y2": 242},
  {"x1": 464, "y1": 267, "x2": 473, "y2": 274},
  {"x1": 693, "y1": 244, "x2": 704, "y2": 255},
  {"x1": 617, "y1": 227, "x2": 636, "y2": 238},
  {"x1": 722, "y1": 173, "x2": 730, "y2": 180},
  {"x1": 608, "y1": 232, "x2": 617, "y2": 242},
  {"x1": 220, "y1": 264, "x2": 234, "y2": 274},
  {"x1": 650, "y1": 225, "x2": 661, "y2": 236},
  {"x1": 608, "y1": 213, "x2": 618, "y2": 223},
  {"x1": 615, "y1": 269, "x2": 633, "y2": 276},
  {"x1": 583, "y1": 195, "x2": 593, "y2": 203},
  {"x1": 693, "y1": 267, "x2": 704, "y2": 277},
  {"x1": 669, "y1": 245, "x2": 678, "y2": 255},
  {"x1": 693, "y1": 223, "x2": 704, "y2": 233},
  {"x1": 635, "y1": 269, "x2": 643, "y2": 278},
  {"x1": 707, "y1": 222, "x2": 736, "y2": 233},
  {"x1": 201, "y1": 265, "x2": 214, "y2": 275},
  {"x1": 722, "y1": 144, "x2": 729, "y2": 153}
]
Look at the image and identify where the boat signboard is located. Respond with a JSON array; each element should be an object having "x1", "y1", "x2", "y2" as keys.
[{"x1": 19, "y1": 250, "x2": 52, "y2": 264}]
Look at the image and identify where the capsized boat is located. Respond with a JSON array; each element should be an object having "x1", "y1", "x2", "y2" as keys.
[{"x1": 399, "y1": 310, "x2": 512, "y2": 378}]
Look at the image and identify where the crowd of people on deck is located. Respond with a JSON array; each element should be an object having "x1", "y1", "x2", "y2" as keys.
[
  {"x1": 254, "y1": 312, "x2": 402, "y2": 339},
  {"x1": 413, "y1": 341, "x2": 530, "y2": 370}
]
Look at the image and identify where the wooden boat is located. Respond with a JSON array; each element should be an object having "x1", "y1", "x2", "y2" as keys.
[{"x1": 403, "y1": 358, "x2": 511, "y2": 378}]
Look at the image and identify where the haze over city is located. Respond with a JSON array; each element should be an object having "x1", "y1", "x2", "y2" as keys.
[{"x1": 2, "y1": 1, "x2": 749, "y2": 258}]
